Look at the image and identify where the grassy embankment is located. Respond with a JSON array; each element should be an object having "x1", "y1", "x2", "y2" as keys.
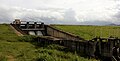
[
  {"x1": 53, "y1": 25, "x2": 120, "y2": 40},
  {"x1": 0, "y1": 24, "x2": 97, "y2": 61}
]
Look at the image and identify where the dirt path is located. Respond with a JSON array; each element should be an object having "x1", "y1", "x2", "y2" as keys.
[
  {"x1": 10, "y1": 25, "x2": 23, "y2": 36},
  {"x1": 6, "y1": 55, "x2": 15, "y2": 61}
]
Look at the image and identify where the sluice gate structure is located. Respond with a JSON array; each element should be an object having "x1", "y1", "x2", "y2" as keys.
[
  {"x1": 12, "y1": 19, "x2": 46, "y2": 36},
  {"x1": 11, "y1": 19, "x2": 120, "y2": 61},
  {"x1": 11, "y1": 19, "x2": 83, "y2": 40}
]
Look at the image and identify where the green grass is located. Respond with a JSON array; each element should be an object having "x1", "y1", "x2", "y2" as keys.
[
  {"x1": 0, "y1": 24, "x2": 98, "y2": 61},
  {"x1": 53, "y1": 25, "x2": 120, "y2": 40},
  {"x1": 0, "y1": 24, "x2": 18, "y2": 42}
]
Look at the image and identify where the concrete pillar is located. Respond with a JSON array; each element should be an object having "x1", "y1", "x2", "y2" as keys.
[
  {"x1": 26, "y1": 22, "x2": 29, "y2": 29},
  {"x1": 109, "y1": 39, "x2": 114, "y2": 57},
  {"x1": 34, "y1": 22, "x2": 37, "y2": 29},
  {"x1": 118, "y1": 39, "x2": 120, "y2": 48},
  {"x1": 41, "y1": 22, "x2": 44, "y2": 28}
]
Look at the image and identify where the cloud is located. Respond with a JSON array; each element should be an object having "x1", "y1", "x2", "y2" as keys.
[
  {"x1": 0, "y1": 0, "x2": 119, "y2": 25},
  {"x1": 0, "y1": 5, "x2": 79, "y2": 24}
]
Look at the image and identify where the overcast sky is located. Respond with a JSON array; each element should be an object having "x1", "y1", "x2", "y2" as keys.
[{"x1": 0, "y1": 0, "x2": 120, "y2": 24}]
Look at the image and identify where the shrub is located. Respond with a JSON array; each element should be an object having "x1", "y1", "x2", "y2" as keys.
[
  {"x1": 0, "y1": 55, "x2": 7, "y2": 61},
  {"x1": 18, "y1": 35, "x2": 36, "y2": 42}
]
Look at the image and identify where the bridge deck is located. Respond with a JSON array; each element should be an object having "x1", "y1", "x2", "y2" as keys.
[{"x1": 21, "y1": 28, "x2": 45, "y2": 31}]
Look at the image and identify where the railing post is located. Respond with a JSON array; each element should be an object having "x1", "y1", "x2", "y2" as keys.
[{"x1": 34, "y1": 22, "x2": 37, "y2": 29}]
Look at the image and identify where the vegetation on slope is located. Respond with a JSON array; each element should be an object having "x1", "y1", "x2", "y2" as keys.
[
  {"x1": 0, "y1": 24, "x2": 97, "y2": 61},
  {"x1": 53, "y1": 25, "x2": 120, "y2": 39},
  {"x1": 0, "y1": 24, "x2": 18, "y2": 42}
]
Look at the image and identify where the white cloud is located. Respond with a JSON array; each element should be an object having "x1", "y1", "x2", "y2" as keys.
[{"x1": 0, "y1": 0, "x2": 119, "y2": 24}]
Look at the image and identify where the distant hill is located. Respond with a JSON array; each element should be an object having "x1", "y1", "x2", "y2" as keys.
[
  {"x1": 80, "y1": 21, "x2": 114, "y2": 25},
  {"x1": 107, "y1": 23, "x2": 117, "y2": 26}
]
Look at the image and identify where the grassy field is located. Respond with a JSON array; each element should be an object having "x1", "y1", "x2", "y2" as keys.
[
  {"x1": 53, "y1": 25, "x2": 120, "y2": 40},
  {"x1": 0, "y1": 24, "x2": 97, "y2": 61}
]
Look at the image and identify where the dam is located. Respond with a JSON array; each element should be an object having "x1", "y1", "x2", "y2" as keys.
[{"x1": 11, "y1": 19, "x2": 120, "y2": 61}]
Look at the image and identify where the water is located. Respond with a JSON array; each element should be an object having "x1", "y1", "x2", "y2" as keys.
[
  {"x1": 36, "y1": 31, "x2": 43, "y2": 36},
  {"x1": 28, "y1": 31, "x2": 36, "y2": 35}
]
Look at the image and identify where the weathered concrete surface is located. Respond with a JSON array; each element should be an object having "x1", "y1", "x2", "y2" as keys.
[{"x1": 10, "y1": 25, "x2": 23, "y2": 36}]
